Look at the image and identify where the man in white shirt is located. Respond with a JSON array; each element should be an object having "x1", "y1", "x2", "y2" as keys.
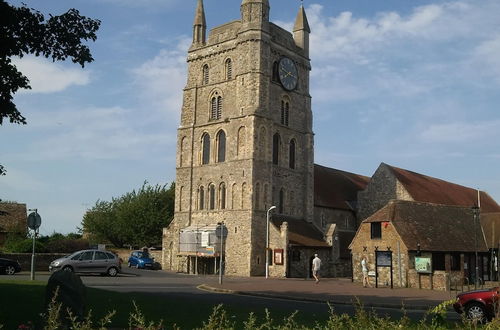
[{"x1": 312, "y1": 254, "x2": 321, "y2": 283}]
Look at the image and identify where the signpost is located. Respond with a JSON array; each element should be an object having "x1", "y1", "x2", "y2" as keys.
[
  {"x1": 27, "y1": 209, "x2": 41, "y2": 281},
  {"x1": 375, "y1": 251, "x2": 393, "y2": 288},
  {"x1": 216, "y1": 222, "x2": 227, "y2": 284}
]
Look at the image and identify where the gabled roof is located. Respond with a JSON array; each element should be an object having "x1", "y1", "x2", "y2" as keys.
[
  {"x1": 385, "y1": 163, "x2": 500, "y2": 213},
  {"x1": 481, "y1": 213, "x2": 500, "y2": 249},
  {"x1": 271, "y1": 216, "x2": 330, "y2": 247},
  {"x1": 362, "y1": 200, "x2": 488, "y2": 252},
  {"x1": 314, "y1": 164, "x2": 370, "y2": 210}
]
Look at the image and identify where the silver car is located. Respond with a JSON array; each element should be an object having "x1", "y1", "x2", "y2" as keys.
[{"x1": 49, "y1": 249, "x2": 121, "y2": 277}]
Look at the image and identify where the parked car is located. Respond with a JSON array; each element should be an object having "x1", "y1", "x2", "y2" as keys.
[
  {"x1": 49, "y1": 249, "x2": 121, "y2": 277},
  {"x1": 453, "y1": 287, "x2": 500, "y2": 322},
  {"x1": 0, "y1": 258, "x2": 21, "y2": 275},
  {"x1": 127, "y1": 250, "x2": 154, "y2": 269}
]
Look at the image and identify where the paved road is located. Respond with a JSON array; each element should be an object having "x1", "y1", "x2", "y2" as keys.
[{"x1": 5, "y1": 269, "x2": 461, "y2": 322}]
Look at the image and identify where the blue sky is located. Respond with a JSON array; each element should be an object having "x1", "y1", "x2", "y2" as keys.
[{"x1": 2, "y1": 0, "x2": 500, "y2": 234}]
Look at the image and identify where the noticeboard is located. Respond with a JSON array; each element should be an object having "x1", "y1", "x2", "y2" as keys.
[
  {"x1": 415, "y1": 256, "x2": 432, "y2": 274},
  {"x1": 376, "y1": 251, "x2": 392, "y2": 267},
  {"x1": 274, "y1": 249, "x2": 284, "y2": 265}
]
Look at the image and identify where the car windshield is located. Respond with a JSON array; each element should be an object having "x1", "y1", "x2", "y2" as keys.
[{"x1": 138, "y1": 252, "x2": 150, "y2": 258}]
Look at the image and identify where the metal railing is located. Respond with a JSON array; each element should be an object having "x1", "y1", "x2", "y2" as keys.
[{"x1": 448, "y1": 276, "x2": 485, "y2": 297}]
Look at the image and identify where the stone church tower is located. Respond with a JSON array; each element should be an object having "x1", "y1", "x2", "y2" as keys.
[{"x1": 162, "y1": 0, "x2": 313, "y2": 276}]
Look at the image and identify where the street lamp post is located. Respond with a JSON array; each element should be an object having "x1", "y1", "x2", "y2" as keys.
[
  {"x1": 266, "y1": 205, "x2": 277, "y2": 279},
  {"x1": 472, "y1": 206, "x2": 480, "y2": 289}
]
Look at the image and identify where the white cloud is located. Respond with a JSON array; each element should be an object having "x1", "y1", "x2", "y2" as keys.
[
  {"x1": 420, "y1": 120, "x2": 500, "y2": 143},
  {"x1": 132, "y1": 37, "x2": 190, "y2": 116},
  {"x1": 0, "y1": 167, "x2": 47, "y2": 193},
  {"x1": 95, "y1": 0, "x2": 179, "y2": 9},
  {"x1": 13, "y1": 56, "x2": 91, "y2": 93},
  {"x1": 473, "y1": 35, "x2": 500, "y2": 83},
  {"x1": 11, "y1": 105, "x2": 175, "y2": 161}
]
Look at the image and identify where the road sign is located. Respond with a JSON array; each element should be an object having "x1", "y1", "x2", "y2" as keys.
[
  {"x1": 215, "y1": 224, "x2": 228, "y2": 238},
  {"x1": 27, "y1": 212, "x2": 41, "y2": 230}
]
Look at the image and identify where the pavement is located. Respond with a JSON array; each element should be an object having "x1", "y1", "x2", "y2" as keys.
[
  {"x1": 20, "y1": 270, "x2": 464, "y2": 311},
  {"x1": 199, "y1": 276, "x2": 462, "y2": 310}
]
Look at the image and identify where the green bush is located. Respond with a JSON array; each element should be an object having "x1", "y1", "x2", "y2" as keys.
[
  {"x1": 9, "y1": 297, "x2": 500, "y2": 330},
  {"x1": 2, "y1": 234, "x2": 47, "y2": 253}
]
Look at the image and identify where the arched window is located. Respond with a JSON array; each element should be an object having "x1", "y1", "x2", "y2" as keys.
[
  {"x1": 199, "y1": 186, "x2": 205, "y2": 210},
  {"x1": 180, "y1": 136, "x2": 187, "y2": 167},
  {"x1": 272, "y1": 61, "x2": 279, "y2": 82},
  {"x1": 203, "y1": 64, "x2": 209, "y2": 85},
  {"x1": 216, "y1": 130, "x2": 226, "y2": 162},
  {"x1": 219, "y1": 183, "x2": 226, "y2": 209},
  {"x1": 241, "y1": 182, "x2": 247, "y2": 209},
  {"x1": 202, "y1": 133, "x2": 210, "y2": 164},
  {"x1": 285, "y1": 102, "x2": 289, "y2": 126},
  {"x1": 225, "y1": 58, "x2": 232, "y2": 80},
  {"x1": 281, "y1": 100, "x2": 289, "y2": 126},
  {"x1": 279, "y1": 188, "x2": 284, "y2": 214},
  {"x1": 232, "y1": 183, "x2": 237, "y2": 209},
  {"x1": 209, "y1": 184, "x2": 215, "y2": 210},
  {"x1": 237, "y1": 126, "x2": 246, "y2": 157},
  {"x1": 210, "y1": 93, "x2": 222, "y2": 120},
  {"x1": 289, "y1": 139, "x2": 296, "y2": 169},
  {"x1": 272, "y1": 133, "x2": 280, "y2": 165}
]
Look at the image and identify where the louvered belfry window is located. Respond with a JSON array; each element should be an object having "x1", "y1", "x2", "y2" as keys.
[
  {"x1": 202, "y1": 133, "x2": 210, "y2": 164},
  {"x1": 226, "y1": 59, "x2": 232, "y2": 80},
  {"x1": 210, "y1": 94, "x2": 222, "y2": 120},
  {"x1": 289, "y1": 139, "x2": 296, "y2": 169},
  {"x1": 281, "y1": 100, "x2": 289, "y2": 126},
  {"x1": 217, "y1": 130, "x2": 226, "y2": 162},
  {"x1": 203, "y1": 64, "x2": 209, "y2": 84}
]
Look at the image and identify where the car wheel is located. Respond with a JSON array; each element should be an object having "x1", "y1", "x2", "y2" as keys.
[
  {"x1": 62, "y1": 266, "x2": 73, "y2": 272},
  {"x1": 465, "y1": 302, "x2": 488, "y2": 323},
  {"x1": 5, "y1": 265, "x2": 16, "y2": 275},
  {"x1": 107, "y1": 267, "x2": 118, "y2": 277}
]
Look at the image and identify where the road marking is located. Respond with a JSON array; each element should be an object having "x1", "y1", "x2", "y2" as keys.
[{"x1": 89, "y1": 286, "x2": 190, "y2": 289}]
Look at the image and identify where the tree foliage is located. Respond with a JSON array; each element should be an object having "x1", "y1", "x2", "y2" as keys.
[
  {"x1": 81, "y1": 182, "x2": 175, "y2": 248},
  {"x1": 0, "y1": 0, "x2": 100, "y2": 175},
  {"x1": 1, "y1": 231, "x2": 87, "y2": 253}
]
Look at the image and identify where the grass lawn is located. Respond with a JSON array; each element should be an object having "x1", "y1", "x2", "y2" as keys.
[{"x1": 0, "y1": 280, "x2": 326, "y2": 329}]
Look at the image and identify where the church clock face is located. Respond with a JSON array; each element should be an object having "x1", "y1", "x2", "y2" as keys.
[{"x1": 278, "y1": 57, "x2": 298, "y2": 91}]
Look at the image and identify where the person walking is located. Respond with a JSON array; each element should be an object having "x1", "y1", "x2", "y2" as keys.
[
  {"x1": 361, "y1": 256, "x2": 371, "y2": 288},
  {"x1": 312, "y1": 254, "x2": 321, "y2": 284}
]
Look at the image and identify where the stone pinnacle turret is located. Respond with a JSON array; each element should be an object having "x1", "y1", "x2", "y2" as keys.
[
  {"x1": 293, "y1": 4, "x2": 310, "y2": 56},
  {"x1": 192, "y1": 0, "x2": 206, "y2": 46}
]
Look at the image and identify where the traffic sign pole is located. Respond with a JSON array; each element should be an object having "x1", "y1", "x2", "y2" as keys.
[{"x1": 27, "y1": 209, "x2": 41, "y2": 281}]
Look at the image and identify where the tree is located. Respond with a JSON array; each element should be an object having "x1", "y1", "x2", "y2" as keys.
[
  {"x1": 0, "y1": 1, "x2": 100, "y2": 175},
  {"x1": 81, "y1": 182, "x2": 175, "y2": 248}
]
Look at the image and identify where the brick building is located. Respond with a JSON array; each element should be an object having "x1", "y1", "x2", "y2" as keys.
[
  {"x1": 265, "y1": 165, "x2": 369, "y2": 278},
  {"x1": 351, "y1": 163, "x2": 500, "y2": 289},
  {"x1": 161, "y1": 0, "x2": 370, "y2": 278},
  {"x1": 350, "y1": 200, "x2": 490, "y2": 290},
  {"x1": 162, "y1": 0, "x2": 316, "y2": 276},
  {"x1": 0, "y1": 202, "x2": 27, "y2": 245}
]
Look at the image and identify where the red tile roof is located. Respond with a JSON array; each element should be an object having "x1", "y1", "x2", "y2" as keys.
[
  {"x1": 314, "y1": 164, "x2": 370, "y2": 210},
  {"x1": 363, "y1": 200, "x2": 488, "y2": 252},
  {"x1": 386, "y1": 164, "x2": 500, "y2": 213}
]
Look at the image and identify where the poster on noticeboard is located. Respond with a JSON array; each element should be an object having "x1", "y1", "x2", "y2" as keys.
[{"x1": 415, "y1": 256, "x2": 432, "y2": 273}]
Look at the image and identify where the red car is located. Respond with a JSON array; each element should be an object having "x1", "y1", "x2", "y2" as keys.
[{"x1": 453, "y1": 287, "x2": 499, "y2": 322}]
